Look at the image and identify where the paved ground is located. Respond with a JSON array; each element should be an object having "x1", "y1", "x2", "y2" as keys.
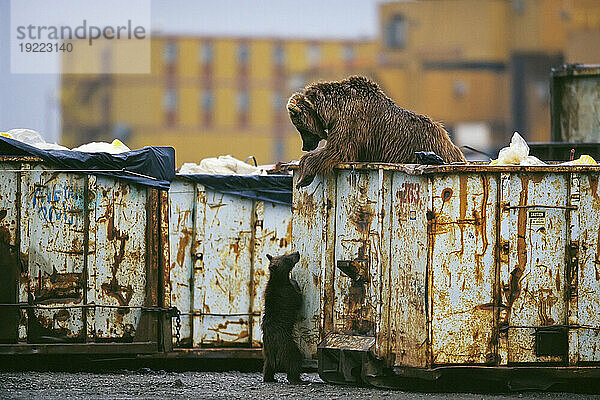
[{"x1": 1, "y1": 371, "x2": 600, "y2": 400}]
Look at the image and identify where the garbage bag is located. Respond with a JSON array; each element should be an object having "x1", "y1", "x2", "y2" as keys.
[
  {"x1": 562, "y1": 155, "x2": 597, "y2": 165},
  {"x1": 2, "y1": 129, "x2": 69, "y2": 151},
  {"x1": 490, "y1": 132, "x2": 546, "y2": 166},
  {"x1": 179, "y1": 155, "x2": 265, "y2": 175},
  {"x1": 72, "y1": 139, "x2": 131, "y2": 154}
]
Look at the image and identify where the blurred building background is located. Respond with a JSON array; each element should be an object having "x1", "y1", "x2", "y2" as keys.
[{"x1": 60, "y1": 0, "x2": 600, "y2": 166}]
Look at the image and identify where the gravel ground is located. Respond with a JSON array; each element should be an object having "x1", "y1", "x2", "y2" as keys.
[{"x1": 1, "y1": 371, "x2": 600, "y2": 400}]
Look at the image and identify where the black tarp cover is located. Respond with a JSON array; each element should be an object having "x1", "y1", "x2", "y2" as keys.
[
  {"x1": 178, "y1": 174, "x2": 292, "y2": 206},
  {"x1": 0, "y1": 136, "x2": 175, "y2": 189}
]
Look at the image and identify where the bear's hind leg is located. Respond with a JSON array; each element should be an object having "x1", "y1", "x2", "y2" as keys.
[
  {"x1": 285, "y1": 344, "x2": 304, "y2": 384},
  {"x1": 263, "y1": 358, "x2": 276, "y2": 382}
]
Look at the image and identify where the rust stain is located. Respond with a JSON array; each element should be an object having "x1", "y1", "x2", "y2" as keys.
[
  {"x1": 458, "y1": 175, "x2": 468, "y2": 259},
  {"x1": 176, "y1": 228, "x2": 193, "y2": 267},
  {"x1": 101, "y1": 203, "x2": 134, "y2": 306},
  {"x1": 349, "y1": 202, "x2": 374, "y2": 235},
  {"x1": 344, "y1": 281, "x2": 374, "y2": 335},
  {"x1": 502, "y1": 177, "x2": 529, "y2": 327},
  {"x1": 474, "y1": 175, "x2": 489, "y2": 283},
  {"x1": 35, "y1": 269, "x2": 82, "y2": 302},
  {"x1": 441, "y1": 188, "x2": 453, "y2": 202},
  {"x1": 535, "y1": 289, "x2": 557, "y2": 326},
  {"x1": 293, "y1": 183, "x2": 320, "y2": 229},
  {"x1": 54, "y1": 309, "x2": 70, "y2": 322},
  {"x1": 312, "y1": 272, "x2": 320, "y2": 288},
  {"x1": 286, "y1": 219, "x2": 293, "y2": 245},
  {"x1": 591, "y1": 176, "x2": 600, "y2": 280}
]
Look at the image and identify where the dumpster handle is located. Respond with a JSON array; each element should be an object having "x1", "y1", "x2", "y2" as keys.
[{"x1": 503, "y1": 204, "x2": 577, "y2": 211}]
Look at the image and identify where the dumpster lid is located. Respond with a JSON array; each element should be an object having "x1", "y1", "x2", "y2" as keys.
[
  {"x1": 552, "y1": 63, "x2": 600, "y2": 78},
  {"x1": 0, "y1": 136, "x2": 175, "y2": 189},
  {"x1": 177, "y1": 174, "x2": 292, "y2": 206},
  {"x1": 286, "y1": 161, "x2": 600, "y2": 175}
]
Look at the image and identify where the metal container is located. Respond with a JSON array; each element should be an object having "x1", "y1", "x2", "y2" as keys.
[
  {"x1": 551, "y1": 64, "x2": 600, "y2": 143},
  {"x1": 0, "y1": 156, "x2": 171, "y2": 355},
  {"x1": 168, "y1": 175, "x2": 292, "y2": 355},
  {"x1": 292, "y1": 163, "x2": 600, "y2": 388}
]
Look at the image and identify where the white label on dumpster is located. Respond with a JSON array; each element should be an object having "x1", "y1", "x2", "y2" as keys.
[{"x1": 529, "y1": 210, "x2": 546, "y2": 226}]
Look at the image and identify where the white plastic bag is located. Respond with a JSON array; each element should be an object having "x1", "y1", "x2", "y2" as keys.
[
  {"x1": 179, "y1": 155, "x2": 266, "y2": 175},
  {"x1": 72, "y1": 139, "x2": 131, "y2": 154},
  {"x1": 490, "y1": 132, "x2": 546, "y2": 166},
  {"x1": 2, "y1": 128, "x2": 69, "y2": 150}
]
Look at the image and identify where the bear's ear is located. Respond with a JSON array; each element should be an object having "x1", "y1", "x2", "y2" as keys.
[{"x1": 266, "y1": 254, "x2": 273, "y2": 262}]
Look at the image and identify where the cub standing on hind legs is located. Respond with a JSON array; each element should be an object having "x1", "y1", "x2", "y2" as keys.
[
  {"x1": 262, "y1": 251, "x2": 304, "y2": 383},
  {"x1": 287, "y1": 75, "x2": 466, "y2": 188}
]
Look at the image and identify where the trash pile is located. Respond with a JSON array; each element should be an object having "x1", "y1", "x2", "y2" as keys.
[
  {"x1": 490, "y1": 132, "x2": 597, "y2": 166},
  {"x1": 179, "y1": 155, "x2": 271, "y2": 175},
  {"x1": 1, "y1": 129, "x2": 131, "y2": 154},
  {"x1": 490, "y1": 132, "x2": 545, "y2": 166}
]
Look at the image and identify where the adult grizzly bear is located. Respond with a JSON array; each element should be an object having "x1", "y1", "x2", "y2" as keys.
[
  {"x1": 262, "y1": 251, "x2": 303, "y2": 383},
  {"x1": 287, "y1": 75, "x2": 466, "y2": 188}
]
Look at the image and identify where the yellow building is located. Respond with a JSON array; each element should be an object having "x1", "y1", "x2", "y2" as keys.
[
  {"x1": 61, "y1": 37, "x2": 377, "y2": 166},
  {"x1": 61, "y1": 0, "x2": 600, "y2": 165}
]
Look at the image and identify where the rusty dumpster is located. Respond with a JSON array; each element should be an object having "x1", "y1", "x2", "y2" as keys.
[
  {"x1": 167, "y1": 174, "x2": 293, "y2": 358},
  {"x1": 0, "y1": 143, "x2": 175, "y2": 356},
  {"x1": 292, "y1": 163, "x2": 600, "y2": 390}
]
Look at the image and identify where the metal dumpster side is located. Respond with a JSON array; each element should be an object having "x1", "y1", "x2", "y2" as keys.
[
  {"x1": 293, "y1": 163, "x2": 600, "y2": 389},
  {"x1": 168, "y1": 175, "x2": 293, "y2": 357},
  {"x1": 0, "y1": 157, "x2": 171, "y2": 355},
  {"x1": 551, "y1": 64, "x2": 600, "y2": 143}
]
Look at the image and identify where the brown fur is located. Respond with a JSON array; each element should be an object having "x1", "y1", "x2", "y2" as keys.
[
  {"x1": 262, "y1": 252, "x2": 303, "y2": 383},
  {"x1": 287, "y1": 76, "x2": 466, "y2": 187}
]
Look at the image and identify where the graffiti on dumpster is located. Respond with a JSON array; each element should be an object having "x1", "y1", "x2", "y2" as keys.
[{"x1": 32, "y1": 182, "x2": 82, "y2": 224}]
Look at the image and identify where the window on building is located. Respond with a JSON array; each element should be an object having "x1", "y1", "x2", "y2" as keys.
[
  {"x1": 453, "y1": 80, "x2": 468, "y2": 98},
  {"x1": 163, "y1": 42, "x2": 177, "y2": 64},
  {"x1": 385, "y1": 15, "x2": 407, "y2": 49},
  {"x1": 200, "y1": 42, "x2": 214, "y2": 64},
  {"x1": 273, "y1": 44, "x2": 285, "y2": 67},
  {"x1": 307, "y1": 44, "x2": 321, "y2": 67},
  {"x1": 238, "y1": 42, "x2": 249, "y2": 65},
  {"x1": 163, "y1": 89, "x2": 177, "y2": 111},
  {"x1": 272, "y1": 93, "x2": 284, "y2": 110},
  {"x1": 342, "y1": 44, "x2": 355, "y2": 62},
  {"x1": 237, "y1": 91, "x2": 249, "y2": 113},
  {"x1": 202, "y1": 90, "x2": 213, "y2": 110}
]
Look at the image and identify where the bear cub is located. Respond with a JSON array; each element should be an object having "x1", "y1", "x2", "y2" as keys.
[{"x1": 262, "y1": 251, "x2": 303, "y2": 383}]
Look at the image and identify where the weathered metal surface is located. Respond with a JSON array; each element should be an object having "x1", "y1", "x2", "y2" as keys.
[
  {"x1": 251, "y1": 200, "x2": 294, "y2": 347},
  {"x1": 574, "y1": 173, "x2": 600, "y2": 362},
  {"x1": 195, "y1": 191, "x2": 253, "y2": 346},
  {"x1": 429, "y1": 173, "x2": 498, "y2": 365},
  {"x1": 333, "y1": 170, "x2": 381, "y2": 336},
  {"x1": 92, "y1": 177, "x2": 147, "y2": 340},
  {"x1": 0, "y1": 163, "x2": 20, "y2": 343},
  {"x1": 291, "y1": 173, "x2": 327, "y2": 359},
  {"x1": 551, "y1": 64, "x2": 600, "y2": 142},
  {"x1": 294, "y1": 162, "x2": 600, "y2": 373},
  {"x1": 27, "y1": 168, "x2": 86, "y2": 341},
  {"x1": 168, "y1": 176, "x2": 293, "y2": 349},
  {"x1": 504, "y1": 173, "x2": 567, "y2": 364},
  {"x1": 168, "y1": 180, "x2": 195, "y2": 346},
  {"x1": 0, "y1": 158, "x2": 164, "y2": 349},
  {"x1": 319, "y1": 332, "x2": 375, "y2": 352},
  {"x1": 388, "y1": 173, "x2": 429, "y2": 367}
]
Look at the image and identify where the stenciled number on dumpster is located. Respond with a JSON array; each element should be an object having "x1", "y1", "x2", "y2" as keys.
[
  {"x1": 32, "y1": 182, "x2": 81, "y2": 224},
  {"x1": 398, "y1": 182, "x2": 420, "y2": 205}
]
